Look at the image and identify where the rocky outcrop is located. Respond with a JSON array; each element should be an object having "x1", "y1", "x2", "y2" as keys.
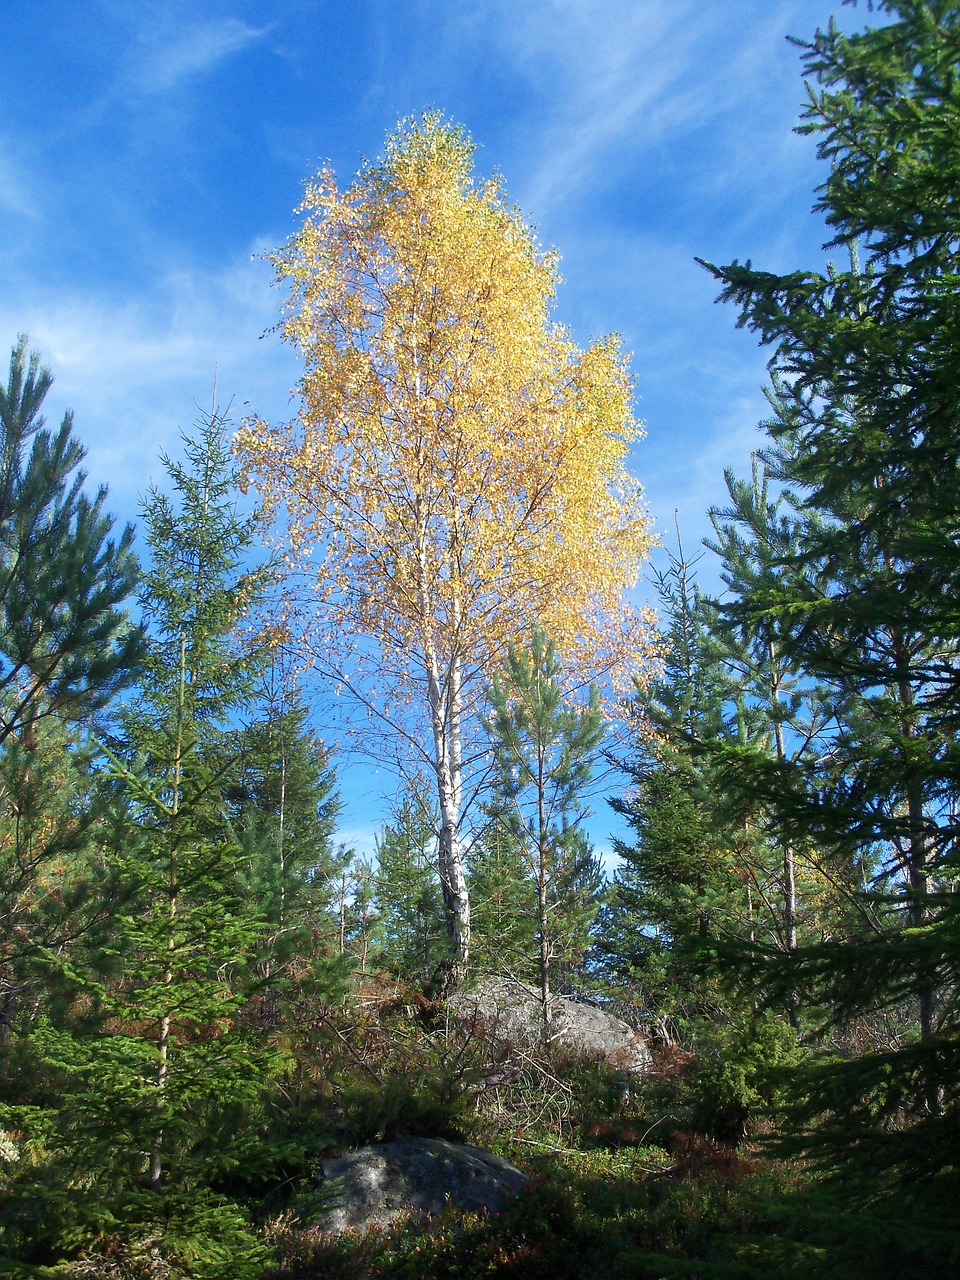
[
  {"x1": 449, "y1": 975, "x2": 651, "y2": 1075},
  {"x1": 316, "y1": 1138, "x2": 528, "y2": 1234}
]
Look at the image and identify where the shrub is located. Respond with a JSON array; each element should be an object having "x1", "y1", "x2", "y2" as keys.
[{"x1": 687, "y1": 1012, "x2": 803, "y2": 1143}]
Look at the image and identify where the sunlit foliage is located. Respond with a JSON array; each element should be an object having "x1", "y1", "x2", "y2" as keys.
[{"x1": 238, "y1": 115, "x2": 655, "y2": 977}]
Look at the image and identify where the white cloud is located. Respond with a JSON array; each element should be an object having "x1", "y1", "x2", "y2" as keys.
[
  {"x1": 495, "y1": 0, "x2": 698, "y2": 204},
  {"x1": 440, "y1": 0, "x2": 820, "y2": 231},
  {"x1": 0, "y1": 238, "x2": 297, "y2": 523},
  {"x1": 130, "y1": 17, "x2": 270, "y2": 94}
]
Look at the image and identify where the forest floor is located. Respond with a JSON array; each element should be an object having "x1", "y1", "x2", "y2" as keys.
[
  {"x1": 3, "y1": 988, "x2": 954, "y2": 1280},
  {"x1": 247, "y1": 996, "x2": 950, "y2": 1280}
]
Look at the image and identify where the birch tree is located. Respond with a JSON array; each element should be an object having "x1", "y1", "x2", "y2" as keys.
[{"x1": 238, "y1": 115, "x2": 655, "y2": 987}]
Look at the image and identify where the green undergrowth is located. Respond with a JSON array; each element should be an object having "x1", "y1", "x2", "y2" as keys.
[
  {"x1": 5, "y1": 995, "x2": 958, "y2": 1279},
  {"x1": 260, "y1": 1134, "x2": 958, "y2": 1280},
  {"x1": 259, "y1": 1137, "x2": 805, "y2": 1280},
  {"x1": 252, "y1": 1003, "x2": 959, "y2": 1280}
]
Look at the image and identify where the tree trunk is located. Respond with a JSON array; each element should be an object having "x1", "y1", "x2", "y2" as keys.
[
  {"x1": 425, "y1": 651, "x2": 470, "y2": 993},
  {"x1": 536, "y1": 741, "x2": 551, "y2": 1037},
  {"x1": 150, "y1": 632, "x2": 186, "y2": 1190},
  {"x1": 537, "y1": 844, "x2": 550, "y2": 1039},
  {"x1": 770, "y1": 641, "x2": 797, "y2": 955},
  {"x1": 770, "y1": 640, "x2": 798, "y2": 1029},
  {"x1": 893, "y1": 633, "x2": 933, "y2": 1045}
]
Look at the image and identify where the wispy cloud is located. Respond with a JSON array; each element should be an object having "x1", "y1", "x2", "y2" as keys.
[
  {"x1": 0, "y1": 238, "x2": 296, "y2": 522},
  {"x1": 0, "y1": 137, "x2": 40, "y2": 219},
  {"x1": 443, "y1": 0, "x2": 811, "y2": 225},
  {"x1": 489, "y1": 0, "x2": 697, "y2": 206},
  {"x1": 129, "y1": 17, "x2": 270, "y2": 94}
]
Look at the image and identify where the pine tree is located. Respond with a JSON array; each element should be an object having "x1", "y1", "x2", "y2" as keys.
[
  {"x1": 483, "y1": 625, "x2": 605, "y2": 1023},
  {"x1": 0, "y1": 337, "x2": 142, "y2": 744},
  {"x1": 0, "y1": 719, "x2": 123, "y2": 1040},
  {"x1": 0, "y1": 337, "x2": 142, "y2": 1037},
  {"x1": 699, "y1": 0, "x2": 960, "y2": 1215}
]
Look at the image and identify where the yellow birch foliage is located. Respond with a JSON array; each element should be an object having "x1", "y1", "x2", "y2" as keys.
[{"x1": 237, "y1": 115, "x2": 655, "y2": 709}]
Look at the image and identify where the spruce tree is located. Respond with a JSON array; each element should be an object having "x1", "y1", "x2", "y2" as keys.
[
  {"x1": 228, "y1": 674, "x2": 348, "y2": 1013},
  {"x1": 699, "y1": 0, "x2": 960, "y2": 1216},
  {"x1": 90, "y1": 402, "x2": 283, "y2": 1205},
  {"x1": 705, "y1": 452, "x2": 857, "y2": 972},
  {"x1": 0, "y1": 400, "x2": 287, "y2": 1270},
  {"x1": 468, "y1": 799, "x2": 539, "y2": 983},
  {"x1": 604, "y1": 538, "x2": 756, "y2": 1041},
  {"x1": 369, "y1": 782, "x2": 447, "y2": 986}
]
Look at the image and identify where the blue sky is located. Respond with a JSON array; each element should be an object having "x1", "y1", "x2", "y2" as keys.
[{"x1": 2, "y1": 0, "x2": 858, "y2": 856}]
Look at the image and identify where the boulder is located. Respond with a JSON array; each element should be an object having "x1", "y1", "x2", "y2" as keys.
[
  {"x1": 316, "y1": 1137, "x2": 528, "y2": 1234},
  {"x1": 449, "y1": 975, "x2": 651, "y2": 1075}
]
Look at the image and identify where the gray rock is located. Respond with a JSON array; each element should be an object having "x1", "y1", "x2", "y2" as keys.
[
  {"x1": 316, "y1": 1137, "x2": 528, "y2": 1235},
  {"x1": 450, "y1": 975, "x2": 651, "y2": 1075}
]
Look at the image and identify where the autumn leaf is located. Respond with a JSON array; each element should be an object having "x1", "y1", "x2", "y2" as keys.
[{"x1": 237, "y1": 113, "x2": 659, "y2": 982}]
